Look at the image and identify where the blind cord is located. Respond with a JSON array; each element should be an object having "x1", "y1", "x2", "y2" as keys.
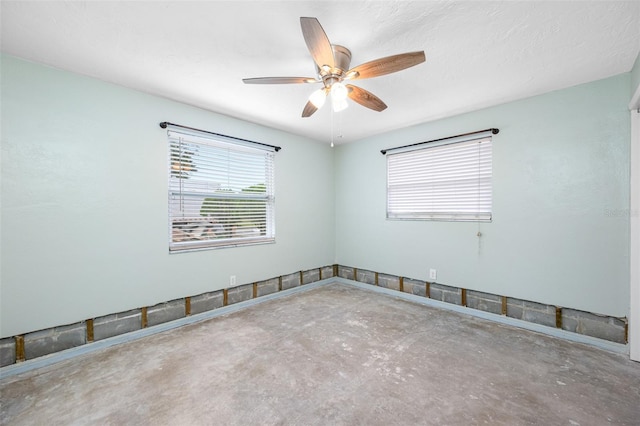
[
  {"x1": 477, "y1": 140, "x2": 482, "y2": 254},
  {"x1": 179, "y1": 137, "x2": 184, "y2": 213}
]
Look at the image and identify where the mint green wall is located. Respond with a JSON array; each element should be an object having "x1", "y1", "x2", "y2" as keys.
[
  {"x1": 335, "y1": 74, "x2": 631, "y2": 317},
  {"x1": 0, "y1": 53, "x2": 632, "y2": 337},
  {"x1": 0, "y1": 55, "x2": 335, "y2": 337}
]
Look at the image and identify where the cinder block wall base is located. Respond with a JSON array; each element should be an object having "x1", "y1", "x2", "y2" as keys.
[
  {"x1": 0, "y1": 264, "x2": 628, "y2": 368},
  {"x1": 0, "y1": 266, "x2": 335, "y2": 368},
  {"x1": 341, "y1": 266, "x2": 628, "y2": 345}
]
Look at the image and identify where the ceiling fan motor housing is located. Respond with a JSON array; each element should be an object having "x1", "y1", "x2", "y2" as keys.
[{"x1": 316, "y1": 45, "x2": 352, "y2": 86}]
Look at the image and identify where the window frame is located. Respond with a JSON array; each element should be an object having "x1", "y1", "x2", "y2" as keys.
[
  {"x1": 385, "y1": 132, "x2": 493, "y2": 222},
  {"x1": 166, "y1": 126, "x2": 276, "y2": 253}
]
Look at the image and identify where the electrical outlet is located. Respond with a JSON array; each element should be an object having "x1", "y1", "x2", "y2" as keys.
[
  {"x1": 429, "y1": 269, "x2": 437, "y2": 281},
  {"x1": 230, "y1": 275, "x2": 236, "y2": 286}
]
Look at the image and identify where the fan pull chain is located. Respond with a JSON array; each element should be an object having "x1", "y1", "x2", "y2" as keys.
[{"x1": 330, "y1": 108, "x2": 335, "y2": 147}]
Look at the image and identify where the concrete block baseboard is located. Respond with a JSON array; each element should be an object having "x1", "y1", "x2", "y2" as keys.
[
  {"x1": 0, "y1": 264, "x2": 628, "y2": 375},
  {"x1": 339, "y1": 266, "x2": 628, "y2": 346},
  {"x1": 0, "y1": 266, "x2": 336, "y2": 370}
]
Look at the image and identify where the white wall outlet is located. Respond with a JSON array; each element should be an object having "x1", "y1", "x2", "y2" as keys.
[
  {"x1": 230, "y1": 275, "x2": 236, "y2": 286},
  {"x1": 429, "y1": 269, "x2": 437, "y2": 281}
]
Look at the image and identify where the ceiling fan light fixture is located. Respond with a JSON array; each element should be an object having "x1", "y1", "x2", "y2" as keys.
[
  {"x1": 332, "y1": 96, "x2": 349, "y2": 112},
  {"x1": 309, "y1": 88, "x2": 327, "y2": 108},
  {"x1": 331, "y1": 82, "x2": 348, "y2": 101}
]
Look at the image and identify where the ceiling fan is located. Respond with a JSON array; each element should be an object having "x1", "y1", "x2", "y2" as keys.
[{"x1": 243, "y1": 17, "x2": 426, "y2": 117}]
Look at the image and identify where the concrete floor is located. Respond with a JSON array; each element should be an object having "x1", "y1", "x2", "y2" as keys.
[{"x1": 1, "y1": 283, "x2": 639, "y2": 425}]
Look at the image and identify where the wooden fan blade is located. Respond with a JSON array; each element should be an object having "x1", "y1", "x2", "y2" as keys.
[
  {"x1": 346, "y1": 85, "x2": 387, "y2": 112},
  {"x1": 347, "y1": 51, "x2": 425, "y2": 80},
  {"x1": 243, "y1": 77, "x2": 318, "y2": 84},
  {"x1": 300, "y1": 17, "x2": 335, "y2": 69},
  {"x1": 302, "y1": 100, "x2": 318, "y2": 118}
]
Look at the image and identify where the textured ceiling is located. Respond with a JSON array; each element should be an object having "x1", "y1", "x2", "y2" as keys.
[{"x1": 2, "y1": 1, "x2": 639, "y2": 144}]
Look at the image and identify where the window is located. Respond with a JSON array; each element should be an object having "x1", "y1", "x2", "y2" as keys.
[
  {"x1": 167, "y1": 127, "x2": 276, "y2": 252},
  {"x1": 386, "y1": 133, "x2": 493, "y2": 222}
]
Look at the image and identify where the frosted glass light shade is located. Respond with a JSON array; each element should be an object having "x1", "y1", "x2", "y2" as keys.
[
  {"x1": 309, "y1": 89, "x2": 327, "y2": 108},
  {"x1": 331, "y1": 82, "x2": 348, "y2": 101},
  {"x1": 332, "y1": 97, "x2": 348, "y2": 112},
  {"x1": 330, "y1": 82, "x2": 349, "y2": 112}
]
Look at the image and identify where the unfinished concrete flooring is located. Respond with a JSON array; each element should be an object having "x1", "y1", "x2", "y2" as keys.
[{"x1": 1, "y1": 283, "x2": 639, "y2": 425}]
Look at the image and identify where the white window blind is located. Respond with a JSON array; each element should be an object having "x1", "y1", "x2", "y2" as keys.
[
  {"x1": 386, "y1": 135, "x2": 492, "y2": 222},
  {"x1": 167, "y1": 128, "x2": 275, "y2": 252}
]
